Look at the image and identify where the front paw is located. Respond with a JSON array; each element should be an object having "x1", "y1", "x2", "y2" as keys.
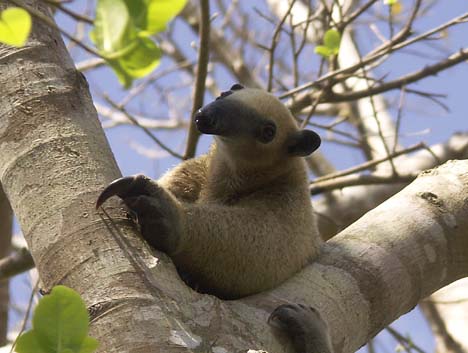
[
  {"x1": 96, "y1": 175, "x2": 182, "y2": 254},
  {"x1": 269, "y1": 304, "x2": 332, "y2": 353}
]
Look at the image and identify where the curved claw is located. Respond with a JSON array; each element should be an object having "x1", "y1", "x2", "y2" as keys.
[{"x1": 96, "y1": 176, "x2": 141, "y2": 209}]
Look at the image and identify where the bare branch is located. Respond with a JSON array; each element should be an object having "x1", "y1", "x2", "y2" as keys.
[
  {"x1": 266, "y1": 0, "x2": 296, "y2": 91},
  {"x1": 314, "y1": 143, "x2": 425, "y2": 183},
  {"x1": 419, "y1": 301, "x2": 465, "y2": 353},
  {"x1": 184, "y1": 0, "x2": 211, "y2": 159},
  {"x1": 340, "y1": 0, "x2": 379, "y2": 29},
  {"x1": 96, "y1": 103, "x2": 186, "y2": 130},
  {"x1": 0, "y1": 248, "x2": 34, "y2": 281},
  {"x1": 182, "y1": 1, "x2": 263, "y2": 88},
  {"x1": 385, "y1": 326, "x2": 427, "y2": 353},
  {"x1": 44, "y1": 0, "x2": 94, "y2": 24},
  {"x1": 281, "y1": 11, "x2": 468, "y2": 105},
  {"x1": 76, "y1": 58, "x2": 105, "y2": 72},
  {"x1": 103, "y1": 96, "x2": 184, "y2": 160},
  {"x1": 310, "y1": 172, "x2": 418, "y2": 195},
  {"x1": 328, "y1": 48, "x2": 468, "y2": 102}
]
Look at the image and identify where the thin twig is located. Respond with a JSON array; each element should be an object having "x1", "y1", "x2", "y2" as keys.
[
  {"x1": 182, "y1": 1, "x2": 262, "y2": 88},
  {"x1": 405, "y1": 88, "x2": 449, "y2": 112},
  {"x1": 281, "y1": 10, "x2": 468, "y2": 101},
  {"x1": 43, "y1": 0, "x2": 93, "y2": 23},
  {"x1": 328, "y1": 48, "x2": 468, "y2": 102},
  {"x1": 310, "y1": 172, "x2": 418, "y2": 195},
  {"x1": 314, "y1": 143, "x2": 425, "y2": 183},
  {"x1": 267, "y1": 0, "x2": 296, "y2": 91},
  {"x1": 10, "y1": 280, "x2": 39, "y2": 353},
  {"x1": 104, "y1": 96, "x2": 184, "y2": 160},
  {"x1": 300, "y1": 89, "x2": 326, "y2": 129},
  {"x1": 340, "y1": 0, "x2": 379, "y2": 29},
  {"x1": 305, "y1": 121, "x2": 361, "y2": 143},
  {"x1": 120, "y1": 61, "x2": 193, "y2": 107},
  {"x1": 183, "y1": 0, "x2": 210, "y2": 160},
  {"x1": 360, "y1": 65, "x2": 397, "y2": 171},
  {"x1": 386, "y1": 326, "x2": 427, "y2": 353},
  {"x1": 393, "y1": 86, "x2": 406, "y2": 154}
]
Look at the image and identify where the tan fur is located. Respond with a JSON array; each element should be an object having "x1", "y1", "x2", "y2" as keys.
[{"x1": 158, "y1": 88, "x2": 320, "y2": 299}]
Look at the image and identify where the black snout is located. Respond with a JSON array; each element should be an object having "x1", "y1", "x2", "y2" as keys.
[
  {"x1": 195, "y1": 110, "x2": 218, "y2": 134},
  {"x1": 194, "y1": 98, "x2": 272, "y2": 140},
  {"x1": 194, "y1": 100, "x2": 233, "y2": 136}
]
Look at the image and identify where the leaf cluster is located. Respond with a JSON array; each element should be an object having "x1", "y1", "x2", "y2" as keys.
[
  {"x1": 90, "y1": 0, "x2": 187, "y2": 87},
  {"x1": 315, "y1": 29, "x2": 341, "y2": 58}
]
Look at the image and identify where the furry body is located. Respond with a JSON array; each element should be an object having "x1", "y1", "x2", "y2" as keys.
[
  {"x1": 97, "y1": 86, "x2": 321, "y2": 300},
  {"x1": 96, "y1": 86, "x2": 332, "y2": 352}
]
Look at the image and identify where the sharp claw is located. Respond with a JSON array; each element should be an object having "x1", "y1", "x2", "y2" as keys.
[{"x1": 96, "y1": 176, "x2": 138, "y2": 209}]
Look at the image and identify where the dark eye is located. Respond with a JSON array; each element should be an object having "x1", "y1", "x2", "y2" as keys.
[{"x1": 257, "y1": 123, "x2": 276, "y2": 143}]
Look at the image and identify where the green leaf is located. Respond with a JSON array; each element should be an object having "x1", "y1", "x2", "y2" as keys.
[
  {"x1": 119, "y1": 37, "x2": 161, "y2": 77},
  {"x1": 15, "y1": 286, "x2": 98, "y2": 353},
  {"x1": 145, "y1": 0, "x2": 187, "y2": 33},
  {"x1": 314, "y1": 45, "x2": 332, "y2": 57},
  {"x1": 90, "y1": 0, "x2": 134, "y2": 53},
  {"x1": 90, "y1": 0, "x2": 174, "y2": 87},
  {"x1": 323, "y1": 29, "x2": 341, "y2": 54},
  {"x1": 0, "y1": 7, "x2": 31, "y2": 47},
  {"x1": 384, "y1": 0, "x2": 398, "y2": 5},
  {"x1": 315, "y1": 29, "x2": 341, "y2": 57},
  {"x1": 77, "y1": 337, "x2": 100, "y2": 353},
  {"x1": 125, "y1": 0, "x2": 147, "y2": 30},
  {"x1": 16, "y1": 331, "x2": 48, "y2": 353},
  {"x1": 108, "y1": 60, "x2": 134, "y2": 88},
  {"x1": 110, "y1": 37, "x2": 162, "y2": 88},
  {"x1": 33, "y1": 286, "x2": 91, "y2": 352}
]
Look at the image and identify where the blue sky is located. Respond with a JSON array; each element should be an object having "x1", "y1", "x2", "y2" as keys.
[{"x1": 8, "y1": 0, "x2": 468, "y2": 351}]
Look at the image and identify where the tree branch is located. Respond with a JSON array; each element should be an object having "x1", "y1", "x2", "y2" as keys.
[
  {"x1": 183, "y1": 0, "x2": 210, "y2": 159},
  {"x1": 0, "y1": 248, "x2": 34, "y2": 281},
  {"x1": 328, "y1": 48, "x2": 468, "y2": 103}
]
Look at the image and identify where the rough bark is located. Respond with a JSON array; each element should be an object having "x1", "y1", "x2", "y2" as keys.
[
  {"x1": 0, "y1": 185, "x2": 12, "y2": 346},
  {"x1": 1, "y1": 1, "x2": 468, "y2": 353},
  {"x1": 0, "y1": 1, "x2": 175, "y2": 351}
]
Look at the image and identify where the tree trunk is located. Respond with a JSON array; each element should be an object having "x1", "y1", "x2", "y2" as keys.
[{"x1": 0, "y1": 1, "x2": 467, "y2": 353}]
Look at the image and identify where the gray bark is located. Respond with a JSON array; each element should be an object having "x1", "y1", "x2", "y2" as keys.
[{"x1": 0, "y1": 1, "x2": 467, "y2": 353}]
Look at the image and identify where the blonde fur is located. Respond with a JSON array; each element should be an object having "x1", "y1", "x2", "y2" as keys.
[{"x1": 158, "y1": 88, "x2": 320, "y2": 299}]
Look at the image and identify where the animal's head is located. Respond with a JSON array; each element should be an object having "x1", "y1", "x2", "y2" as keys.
[{"x1": 194, "y1": 84, "x2": 321, "y2": 166}]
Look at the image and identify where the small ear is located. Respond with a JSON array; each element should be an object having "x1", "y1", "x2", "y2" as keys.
[
  {"x1": 230, "y1": 83, "x2": 244, "y2": 90},
  {"x1": 287, "y1": 130, "x2": 321, "y2": 157}
]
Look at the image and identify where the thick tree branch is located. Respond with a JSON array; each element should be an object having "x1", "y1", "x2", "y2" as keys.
[{"x1": 1, "y1": 2, "x2": 467, "y2": 353}]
